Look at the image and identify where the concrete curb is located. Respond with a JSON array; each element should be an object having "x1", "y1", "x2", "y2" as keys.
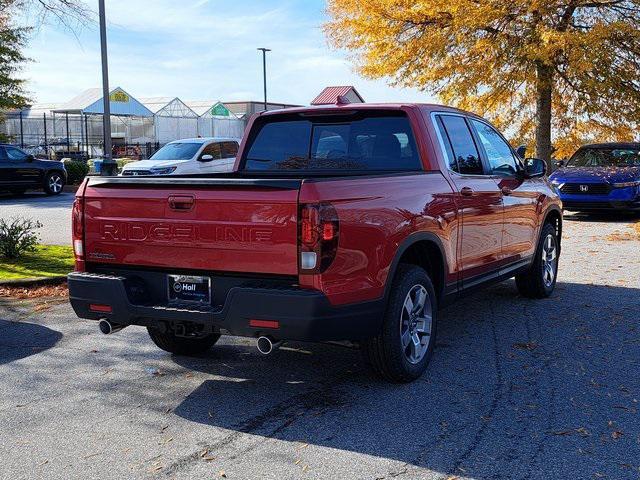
[{"x1": 0, "y1": 276, "x2": 67, "y2": 288}]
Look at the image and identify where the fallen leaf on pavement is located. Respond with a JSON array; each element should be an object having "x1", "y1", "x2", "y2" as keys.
[{"x1": 0, "y1": 284, "x2": 68, "y2": 299}]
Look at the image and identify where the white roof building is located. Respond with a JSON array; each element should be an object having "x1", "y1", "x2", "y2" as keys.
[{"x1": 139, "y1": 97, "x2": 198, "y2": 118}]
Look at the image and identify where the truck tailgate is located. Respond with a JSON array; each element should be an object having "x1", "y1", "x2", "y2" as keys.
[{"x1": 82, "y1": 177, "x2": 300, "y2": 275}]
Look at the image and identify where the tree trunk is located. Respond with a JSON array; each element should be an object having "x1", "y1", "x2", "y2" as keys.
[{"x1": 535, "y1": 62, "x2": 553, "y2": 168}]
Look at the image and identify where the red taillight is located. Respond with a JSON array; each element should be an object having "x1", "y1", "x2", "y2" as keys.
[
  {"x1": 301, "y1": 207, "x2": 316, "y2": 245},
  {"x1": 299, "y1": 203, "x2": 339, "y2": 273},
  {"x1": 90, "y1": 304, "x2": 112, "y2": 313},
  {"x1": 249, "y1": 319, "x2": 280, "y2": 329},
  {"x1": 322, "y1": 222, "x2": 336, "y2": 241},
  {"x1": 72, "y1": 196, "x2": 85, "y2": 271},
  {"x1": 72, "y1": 198, "x2": 83, "y2": 238}
]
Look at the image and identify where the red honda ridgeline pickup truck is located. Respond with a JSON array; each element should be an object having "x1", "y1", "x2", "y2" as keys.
[{"x1": 68, "y1": 103, "x2": 562, "y2": 382}]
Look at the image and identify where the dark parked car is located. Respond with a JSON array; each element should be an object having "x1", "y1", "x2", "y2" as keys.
[
  {"x1": 550, "y1": 143, "x2": 640, "y2": 211},
  {"x1": 0, "y1": 144, "x2": 67, "y2": 195}
]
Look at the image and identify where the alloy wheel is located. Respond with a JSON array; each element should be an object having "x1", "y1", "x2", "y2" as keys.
[
  {"x1": 541, "y1": 234, "x2": 558, "y2": 288},
  {"x1": 49, "y1": 174, "x2": 63, "y2": 193},
  {"x1": 400, "y1": 284, "x2": 432, "y2": 364}
]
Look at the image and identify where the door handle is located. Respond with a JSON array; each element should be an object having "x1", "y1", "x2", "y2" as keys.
[
  {"x1": 460, "y1": 186, "x2": 474, "y2": 197},
  {"x1": 501, "y1": 186, "x2": 513, "y2": 196},
  {"x1": 168, "y1": 195, "x2": 195, "y2": 211}
]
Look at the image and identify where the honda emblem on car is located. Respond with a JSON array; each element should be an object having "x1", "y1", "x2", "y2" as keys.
[{"x1": 580, "y1": 185, "x2": 589, "y2": 192}]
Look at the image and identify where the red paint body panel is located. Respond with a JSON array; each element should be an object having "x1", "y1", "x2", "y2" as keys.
[
  {"x1": 298, "y1": 174, "x2": 458, "y2": 304},
  {"x1": 78, "y1": 102, "x2": 561, "y2": 310},
  {"x1": 82, "y1": 185, "x2": 299, "y2": 275}
]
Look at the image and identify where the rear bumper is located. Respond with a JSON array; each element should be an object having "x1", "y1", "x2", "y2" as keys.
[{"x1": 68, "y1": 272, "x2": 383, "y2": 342}]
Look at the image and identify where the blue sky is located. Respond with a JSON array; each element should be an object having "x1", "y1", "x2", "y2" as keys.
[{"x1": 22, "y1": 0, "x2": 435, "y2": 106}]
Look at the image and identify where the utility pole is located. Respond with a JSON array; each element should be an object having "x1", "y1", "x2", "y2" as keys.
[
  {"x1": 257, "y1": 48, "x2": 271, "y2": 111},
  {"x1": 99, "y1": 0, "x2": 116, "y2": 175}
]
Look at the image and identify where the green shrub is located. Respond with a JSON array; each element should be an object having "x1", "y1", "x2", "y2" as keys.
[
  {"x1": 0, "y1": 217, "x2": 42, "y2": 259},
  {"x1": 64, "y1": 159, "x2": 90, "y2": 185},
  {"x1": 116, "y1": 158, "x2": 137, "y2": 173}
]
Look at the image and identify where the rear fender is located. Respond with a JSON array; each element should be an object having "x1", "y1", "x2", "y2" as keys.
[{"x1": 383, "y1": 232, "x2": 450, "y2": 305}]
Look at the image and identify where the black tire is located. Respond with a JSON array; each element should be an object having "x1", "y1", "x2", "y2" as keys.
[
  {"x1": 44, "y1": 171, "x2": 65, "y2": 195},
  {"x1": 147, "y1": 327, "x2": 220, "y2": 355},
  {"x1": 362, "y1": 264, "x2": 438, "y2": 383},
  {"x1": 515, "y1": 222, "x2": 559, "y2": 298}
]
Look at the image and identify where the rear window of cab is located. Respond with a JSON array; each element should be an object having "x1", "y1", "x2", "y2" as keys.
[{"x1": 242, "y1": 111, "x2": 421, "y2": 172}]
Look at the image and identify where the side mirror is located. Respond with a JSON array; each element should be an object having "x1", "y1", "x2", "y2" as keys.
[
  {"x1": 516, "y1": 145, "x2": 527, "y2": 159},
  {"x1": 198, "y1": 154, "x2": 214, "y2": 162},
  {"x1": 555, "y1": 160, "x2": 565, "y2": 168},
  {"x1": 26, "y1": 154, "x2": 35, "y2": 162},
  {"x1": 524, "y1": 158, "x2": 546, "y2": 178}
]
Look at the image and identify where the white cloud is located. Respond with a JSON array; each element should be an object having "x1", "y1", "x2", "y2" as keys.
[{"x1": 21, "y1": 0, "x2": 436, "y2": 106}]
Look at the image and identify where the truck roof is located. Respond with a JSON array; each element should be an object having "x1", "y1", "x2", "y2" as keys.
[{"x1": 260, "y1": 102, "x2": 482, "y2": 119}]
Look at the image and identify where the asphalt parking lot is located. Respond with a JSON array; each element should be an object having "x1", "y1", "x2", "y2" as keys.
[
  {"x1": 1, "y1": 213, "x2": 639, "y2": 480},
  {"x1": 0, "y1": 191, "x2": 74, "y2": 246}
]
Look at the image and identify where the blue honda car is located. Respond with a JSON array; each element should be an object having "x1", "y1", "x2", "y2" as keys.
[{"x1": 549, "y1": 143, "x2": 640, "y2": 212}]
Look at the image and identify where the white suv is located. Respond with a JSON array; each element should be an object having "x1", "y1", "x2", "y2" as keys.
[{"x1": 120, "y1": 137, "x2": 240, "y2": 176}]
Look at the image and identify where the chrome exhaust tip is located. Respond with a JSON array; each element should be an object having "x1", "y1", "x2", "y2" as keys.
[
  {"x1": 256, "y1": 336, "x2": 281, "y2": 355},
  {"x1": 98, "y1": 319, "x2": 126, "y2": 335}
]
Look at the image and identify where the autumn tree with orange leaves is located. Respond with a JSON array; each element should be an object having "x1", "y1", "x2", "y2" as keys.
[{"x1": 325, "y1": 1, "x2": 640, "y2": 161}]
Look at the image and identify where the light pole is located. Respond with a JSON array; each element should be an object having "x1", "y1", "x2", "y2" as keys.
[
  {"x1": 257, "y1": 48, "x2": 271, "y2": 111},
  {"x1": 98, "y1": 0, "x2": 116, "y2": 176}
]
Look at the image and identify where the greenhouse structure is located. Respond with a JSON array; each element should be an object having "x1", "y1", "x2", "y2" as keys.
[
  {"x1": 186, "y1": 101, "x2": 245, "y2": 139},
  {"x1": 0, "y1": 86, "x2": 278, "y2": 160},
  {"x1": 139, "y1": 97, "x2": 199, "y2": 144}
]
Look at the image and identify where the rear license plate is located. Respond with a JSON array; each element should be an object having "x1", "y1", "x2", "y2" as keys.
[{"x1": 167, "y1": 275, "x2": 211, "y2": 304}]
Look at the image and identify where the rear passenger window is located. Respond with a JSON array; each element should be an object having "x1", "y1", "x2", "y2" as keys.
[
  {"x1": 439, "y1": 115, "x2": 484, "y2": 175},
  {"x1": 470, "y1": 120, "x2": 518, "y2": 176},
  {"x1": 435, "y1": 117, "x2": 458, "y2": 173}
]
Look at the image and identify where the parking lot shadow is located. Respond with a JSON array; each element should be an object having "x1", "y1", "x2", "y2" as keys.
[
  {"x1": 0, "y1": 191, "x2": 74, "y2": 208},
  {"x1": 171, "y1": 280, "x2": 640, "y2": 479},
  {"x1": 0, "y1": 319, "x2": 62, "y2": 365}
]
